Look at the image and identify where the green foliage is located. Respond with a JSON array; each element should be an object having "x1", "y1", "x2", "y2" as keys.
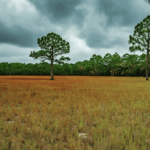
[
  {"x1": 1, "y1": 52, "x2": 150, "y2": 77},
  {"x1": 29, "y1": 32, "x2": 71, "y2": 79},
  {"x1": 128, "y1": 15, "x2": 150, "y2": 79}
]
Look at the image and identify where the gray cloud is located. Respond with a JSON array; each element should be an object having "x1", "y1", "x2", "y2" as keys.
[{"x1": 0, "y1": 0, "x2": 150, "y2": 65}]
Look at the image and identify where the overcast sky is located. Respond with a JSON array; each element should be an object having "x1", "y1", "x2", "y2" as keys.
[{"x1": 1, "y1": 0, "x2": 150, "y2": 65}]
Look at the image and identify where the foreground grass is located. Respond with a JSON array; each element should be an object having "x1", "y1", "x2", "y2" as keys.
[{"x1": 0, "y1": 75, "x2": 150, "y2": 150}]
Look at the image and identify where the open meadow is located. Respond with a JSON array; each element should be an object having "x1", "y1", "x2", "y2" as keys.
[{"x1": 0, "y1": 75, "x2": 150, "y2": 150}]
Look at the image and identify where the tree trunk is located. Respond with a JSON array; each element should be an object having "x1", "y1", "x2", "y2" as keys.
[
  {"x1": 146, "y1": 29, "x2": 149, "y2": 81},
  {"x1": 111, "y1": 68, "x2": 113, "y2": 76},
  {"x1": 146, "y1": 69, "x2": 149, "y2": 80},
  {"x1": 111, "y1": 69, "x2": 114, "y2": 76},
  {"x1": 50, "y1": 59, "x2": 54, "y2": 80}
]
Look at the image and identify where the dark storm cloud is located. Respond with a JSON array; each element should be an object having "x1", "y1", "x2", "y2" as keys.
[{"x1": 0, "y1": 0, "x2": 150, "y2": 65}]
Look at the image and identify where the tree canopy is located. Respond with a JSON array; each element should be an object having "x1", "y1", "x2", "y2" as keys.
[
  {"x1": 1, "y1": 51, "x2": 150, "y2": 77},
  {"x1": 128, "y1": 15, "x2": 150, "y2": 80}
]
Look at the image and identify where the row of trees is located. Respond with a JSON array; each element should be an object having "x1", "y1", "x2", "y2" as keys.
[
  {"x1": 0, "y1": 52, "x2": 150, "y2": 77},
  {"x1": 1, "y1": 15, "x2": 150, "y2": 80}
]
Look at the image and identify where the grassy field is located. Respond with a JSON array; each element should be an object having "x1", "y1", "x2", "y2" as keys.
[{"x1": 0, "y1": 75, "x2": 150, "y2": 150}]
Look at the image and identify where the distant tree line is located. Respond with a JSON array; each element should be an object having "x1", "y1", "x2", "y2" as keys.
[
  {"x1": 0, "y1": 52, "x2": 150, "y2": 77},
  {"x1": 1, "y1": 15, "x2": 150, "y2": 79}
]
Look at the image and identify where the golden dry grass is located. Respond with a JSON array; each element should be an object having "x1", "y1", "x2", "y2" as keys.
[{"x1": 0, "y1": 75, "x2": 150, "y2": 150}]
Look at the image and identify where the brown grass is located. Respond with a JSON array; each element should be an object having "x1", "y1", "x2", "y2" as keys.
[{"x1": 0, "y1": 75, "x2": 150, "y2": 150}]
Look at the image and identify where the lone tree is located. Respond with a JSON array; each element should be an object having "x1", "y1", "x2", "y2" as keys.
[
  {"x1": 29, "y1": 32, "x2": 71, "y2": 80},
  {"x1": 128, "y1": 15, "x2": 150, "y2": 80}
]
